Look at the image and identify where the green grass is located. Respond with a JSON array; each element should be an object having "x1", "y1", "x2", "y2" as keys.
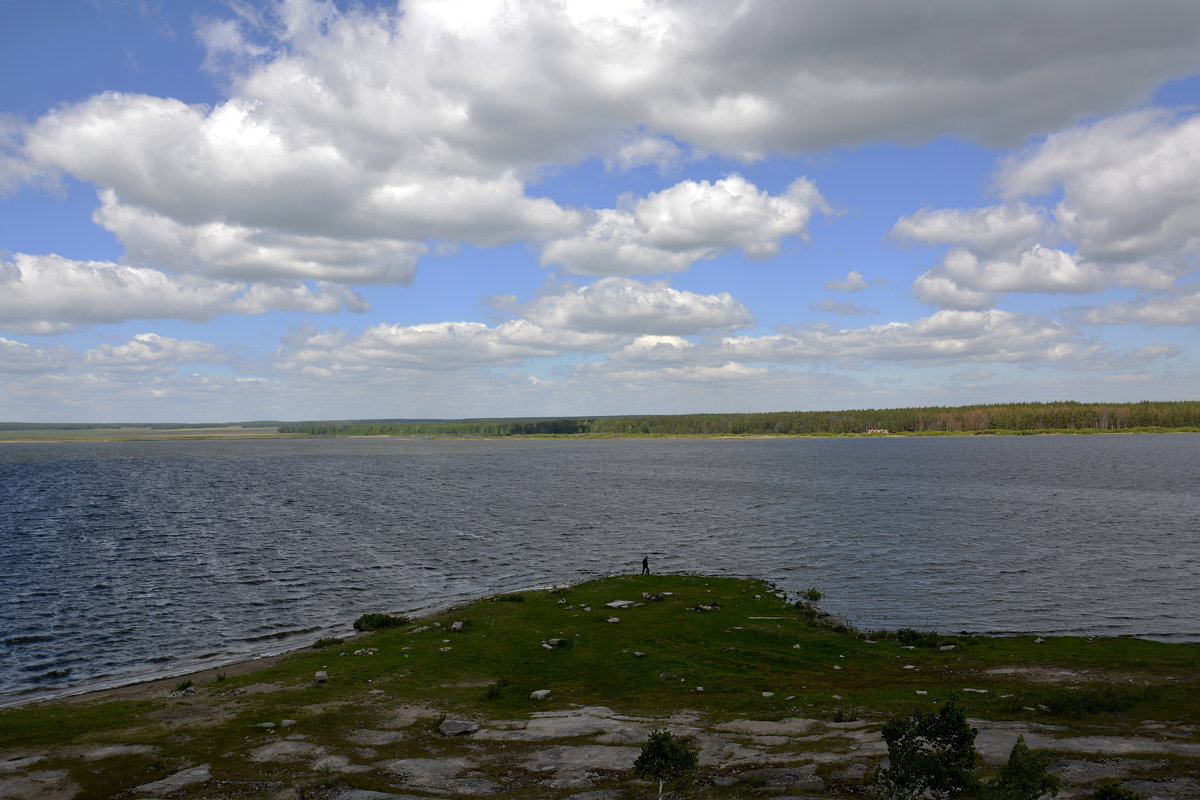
[{"x1": 1, "y1": 575, "x2": 1197, "y2": 799}]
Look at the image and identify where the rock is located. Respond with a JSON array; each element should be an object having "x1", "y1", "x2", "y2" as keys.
[
  {"x1": 450, "y1": 621, "x2": 464, "y2": 632},
  {"x1": 315, "y1": 670, "x2": 328, "y2": 682},
  {"x1": 739, "y1": 765, "x2": 824, "y2": 793},
  {"x1": 1034, "y1": 637, "x2": 1045, "y2": 643},
  {"x1": 606, "y1": 617, "x2": 620, "y2": 624},
  {"x1": 281, "y1": 719, "x2": 297, "y2": 728},
  {"x1": 530, "y1": 689, "x2": 552, "y2": 701},
  {"x1": 256, "y1": 722, "x2": 277, "y2": 729},
  {"x1": 547, "y1": 638, "x2": 568, "y2": 646},
  {"x1": 940, "y1": 644, "x2": 957, "y2": 651},
  {"x1": 440, "y1": 719, "x2": 481, "y2": 736},
  {"x1": 606, "y1": 600, "x2": 634, "y2": 608},
  {"x1": 642, "y1": 592, "x2": 664, "y2": 601},
  {"x1": 134, "y1": 764, "x2": 212, "y2": 795},
  {"x1": 762, "y1": 691, "x2": 775, "y2": 697}
]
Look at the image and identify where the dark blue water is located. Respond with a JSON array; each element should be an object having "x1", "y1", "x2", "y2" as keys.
[{"x1": 2, "y1": 435, "x2": 1197, "y2": 704}]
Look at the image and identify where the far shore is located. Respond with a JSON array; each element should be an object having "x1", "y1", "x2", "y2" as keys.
[{"x1": 3, "y1": 426, "x2": 1198, "y2": 444}]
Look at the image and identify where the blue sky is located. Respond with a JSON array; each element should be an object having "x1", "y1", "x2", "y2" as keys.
[{"x1": 3, "y1": 0, "x2": 1200, "y2": 422}]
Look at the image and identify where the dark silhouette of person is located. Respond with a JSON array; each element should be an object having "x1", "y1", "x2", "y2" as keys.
[{"x1": 641, "y1": 556, "x2": 650, "y2": 575}]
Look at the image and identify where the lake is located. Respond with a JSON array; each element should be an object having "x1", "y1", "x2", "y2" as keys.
[{"x1": 2, "y1": 434, "x2": 1197, "y2": 704}]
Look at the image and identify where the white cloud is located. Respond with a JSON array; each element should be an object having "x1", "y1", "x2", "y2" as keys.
[
  {"x1": 541, "y1": 175, "x2": 827, "y2": 275},
  {"x1": 898, "y1": 111, "x2": 1200, "y2": 308},
  {"x1": 279, "y1": 319, "x2": 621, "y2": 375},
  {"x1": 511, "y1": 278, "x2": 753, "y2": 335},
  {"x1": 720, "y1": 309, "x2": 1083, "y2": 365},
  {"x1": 892, "y1": 204, "x2": 1046, "y2": 259},
  {"x1": 911, "y1": 246, "x2": 1112, "y2": 310},
  {"x1": 608, "y1": 136, "x2": 684, "y2": 173},
  {"x1": 0, "y1": 337, "x2": 71, "y2": 374},
  {"x1": 998, "y1": 109, "x2": 1200, "y2": 266},
  {"x1": 84, "y1": 333, "x2": 229, "y2": 378},
  {"x1": 1082, "y1": 284, "x2": 1200, "y2": 327},
  {"x1": 12, "y1": 0, "x2": 1193, "y2": 297},
  {"x1": 824, "y1": 270, "x2": 883, "y2": 292},
  {"x1": 0, "y1": 253, "x2": 367, "y2": 333},
  {"x1": 811, "y1": 299, "x2": 868, "y2": 316}
]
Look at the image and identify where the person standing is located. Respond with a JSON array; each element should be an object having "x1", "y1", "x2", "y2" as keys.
[{"x1": 641, "y1": 555, "x2": 650, "y2": 575}]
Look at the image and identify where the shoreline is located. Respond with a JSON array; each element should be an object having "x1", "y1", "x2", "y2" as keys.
[
  {"x1": 6, "y1": 575, "x2": 1197, "y2": 712},
  {"x1": 4, "y1": 573, "x2": 1198, "y2": 800}
]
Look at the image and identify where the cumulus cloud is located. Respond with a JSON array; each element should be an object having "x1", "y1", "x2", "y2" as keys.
[
  {"x1": 608, "y1": 136, "x2": 685, "y2": 173},
  {"x1": 824, "y1": 270, "x2": 883, "y2": 292},
  {"x1": 511, "y1": 278, "x2": 754, "y2": 335},
  {"x1": 84, "y1": 333, "x2": 229, "y2": 377},
  {"x1": 1082, "y1": 284, "x2": 1200, "y2": 327},
  {"x1": 0, "y1": 337, "x2": 71, "y2": 374},
  {"x1": 279, "y1": 319, "x2": 621, "y2": 375},
  {"x1": 0, "y1": 253, "x2": 367, "y2": 333},
  {"x1": 998, "y1": 109, "x2": 1200, "y2": 265},
  {"x1": 898, "y1": 110, "x2": 1200, "y2": 308},
  {"x1": 811, "y1": 299, "x2": 868, "y2": 316},
  {"x1": 11, "y1": 0, "x2": 1193, "y2": 296},
  {"x1": 542, "y1": 175, "x2": 827, "y2": 275},
  {"x1": 720, "y1": 310, "x2": 1083, "y2": 365}
]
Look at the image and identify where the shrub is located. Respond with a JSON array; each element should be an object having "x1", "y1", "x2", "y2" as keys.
[
  {"x1": 312, "y1": 637, "x2": 342, "y2": 649},
  {"x1": 1084, "y1": 780, "x2": 1143, "y2": 800},
  {"x1": 872, "y1": 700, "x2": 978, "y2": 800},
  {"x1": 803, "y1": 587, "x2": 823, "y2": 601},
  {"x1": 353, "y1": 613, "x2": 410, "y2": 631},
  {"x1": 171, "y1": 680, "x2": 193, "y2": 694},
  {"x1": 987, "y1": 735, "x2": 1061, "y2": 799},
  {"x1": 896, "y1": 628, "x2": 943, "y2": 648},
  {"x1": 634, "y1": 729, "x2": 698, "y2": 800},
  {"x1": 488, "y1": 592, "x2": 524, "y2": 603}
]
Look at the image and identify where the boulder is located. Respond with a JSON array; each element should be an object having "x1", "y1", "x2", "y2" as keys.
[
  {"x1": 440, "y1": 719, "x2": 480, "y2": 737},
  {"x1": 530, "y1": 689, "x2": 552, "y2": 701}
]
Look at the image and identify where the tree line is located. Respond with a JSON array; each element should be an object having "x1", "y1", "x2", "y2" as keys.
[{"x1": 275, "y1": 401, "x2": 1200, "y2": 437}]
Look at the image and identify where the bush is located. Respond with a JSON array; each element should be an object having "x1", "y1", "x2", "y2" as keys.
[
  {"x1": 802, "y1": 587, "x2": 823, "y2": 601},
  {"x1": 1084, "y1": 780, "x2": 1143, "y2": 800},
  {"x1": 312, "y1": 637, "x2": 343, "y2": 649},
  {"x1": 896, "y1": 628, "x2": 943, "y2": 648},
  {"x1": 987, "y1": 735, "x2": 1061, "y2": 799},
  {"x1": 634, "y1": 730, "x2": 698, "y2": 800},
  {"x1": 872, "y1": 700, "x2": 978, "y2": 800},
  {"x1": 353, "y1": 613, "x2": 410, "y2": 631},
  {"x1": 488, "y1": 592, "x2": 524, "y2": 603}
]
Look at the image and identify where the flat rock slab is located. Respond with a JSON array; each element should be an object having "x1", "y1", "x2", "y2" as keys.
[
  {"x1": 973, "y1": 720, "x2": 1200, "y2": 760},
  {"x1": 384, "y1": 757, "x2": 500, "y2": 796},
  {"x1": 476, "y1": 707, "x2": 646, "y2": 743},
  {"x1": 0, "y1": 755, "x2": 45, "y2": 773},
  {"x1": 133, "y1": 764, "x2": 211, "y2": 795},
  {"x1": 335, "y1": 792, "x2": 449, "y2": 800},
  {"x1": 739, "y1": 764, "x2": 824, "y2": 793},
  {"x1": 250, "y1": 740, "x2": 324, "y2": 762},
  {"x1": 716, "y1": 718, "x2": 819, "y2": 737},
  {"x1": 525, "y1": 745, "x2": 639, "y2": 778},
  {"x1": 346, "y1": 729, "x2": 408, "y2": 746},
  {"x1": 83, "y1": 744, "x2": 156, "y2": 760},
  {"x1": 0, "y1": 770, "x2": 78, "y2": 800}
]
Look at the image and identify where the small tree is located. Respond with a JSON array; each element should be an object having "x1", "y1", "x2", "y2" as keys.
[
  {"x1": 987, "y1": 735, "x2": 1060, "y2": 799},
  {"x1": 873, "y1": 699, "x2": 978, "y2": 800},
  {"x1": 634, "y1": 729, "x2": 698, "y2": 800}
]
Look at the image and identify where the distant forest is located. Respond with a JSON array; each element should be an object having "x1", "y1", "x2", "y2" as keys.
[{"x1": 275, "y1": 401, "x2": 1200, "y2": 437}]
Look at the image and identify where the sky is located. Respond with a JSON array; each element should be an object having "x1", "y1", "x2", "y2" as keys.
[{"x1": 3, "y1": 0, "x2": 1200, "y2": 422}]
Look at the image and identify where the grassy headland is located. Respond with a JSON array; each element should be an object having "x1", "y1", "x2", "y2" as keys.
[{"x1": 2, "y1": 575, "x2": 1197, "y2": 798}]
